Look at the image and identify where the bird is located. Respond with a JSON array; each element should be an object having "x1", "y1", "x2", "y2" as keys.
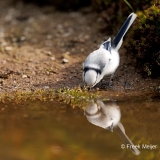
[
  {"x1": 83, "y1": 13, "x2": 137, "y2": 87},
  {"x1": 84, "y1": 100, "x2": 121, "y2": 132},
  {"x1": 84, "y1": 100, "x2": 140, "y2": 155}
]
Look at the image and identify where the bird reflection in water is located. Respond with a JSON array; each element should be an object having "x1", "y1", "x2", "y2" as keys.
[{"x1": 84, "y1": 100, "x2": 140, "y2": 155}]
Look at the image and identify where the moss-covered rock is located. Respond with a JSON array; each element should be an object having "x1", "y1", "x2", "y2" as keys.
[
  {"x1": 129, "y1": 4, "x2": 160, "y2": 77},
  {"x1": 0, "y1": 87, "x2": 99, "y2": 108}
]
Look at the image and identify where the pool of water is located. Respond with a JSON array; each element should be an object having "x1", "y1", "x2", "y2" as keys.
[{"x1": 0, "y1": 93, "x2": 159, "y2": 160}]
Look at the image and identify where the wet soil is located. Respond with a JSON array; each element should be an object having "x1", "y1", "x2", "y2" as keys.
[{"x1": 0, "y1": 0, "x2": 159, "y2": 94}]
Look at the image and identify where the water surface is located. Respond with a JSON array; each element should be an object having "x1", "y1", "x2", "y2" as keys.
[{"x1": 0, "y1": 93, "x2": 159, "y2": 160}]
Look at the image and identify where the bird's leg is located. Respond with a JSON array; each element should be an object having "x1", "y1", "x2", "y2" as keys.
[{"x1": 109, "y1": 73, "x2": 114, "y2": 86}]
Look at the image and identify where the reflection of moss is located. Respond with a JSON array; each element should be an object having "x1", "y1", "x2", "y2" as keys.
[
  {"x1": 0, "y1": 87, "x2": 99, "y2": 108},
  {"x1": 129, "y1": 4, "x2": 160, "y2": 77}
]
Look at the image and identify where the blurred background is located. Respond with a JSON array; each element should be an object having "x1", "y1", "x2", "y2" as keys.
[{"x1": 0, "y1": 0, "x2": 159, "y2": 91}]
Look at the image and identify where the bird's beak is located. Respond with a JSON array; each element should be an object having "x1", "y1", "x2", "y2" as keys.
[{"x1": 106, "y1": 122, "x2": 114, "y2": 132}]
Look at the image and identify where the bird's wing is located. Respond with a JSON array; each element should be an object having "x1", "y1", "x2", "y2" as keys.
[
  {"x1": 112, "y1": 13, "x2": 137, "y2": 50},
  {"x1": 84, "y1": 50, "x2": 110, "y2": 71},
  {"x1": 100, "y1": 37, "x2": 112, "y2": 54}
]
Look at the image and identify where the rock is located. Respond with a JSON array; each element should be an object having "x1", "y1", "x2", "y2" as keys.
[
  {"x1": 62, "y1": 52, "x2": 70, "y2": 60},
  {"x1": 22, "y1": 75, "x2": 27, "y2": 78},
  {"x1": 20, "y1": 36, "x2": 26, "y2": 41},
  {"x1": 44, "y1": 86, "x2": 49, "y2": 89},
  {"x1": 1, "y1": 41, "x2": 7, "y2": 46},
  {"x1": 5, "y1": 46, "x2": 13, "y2": 51},
  {"x1": 46, "y1": 51, "x2": 52, "y2": 56},
  {"x1": 46, "y1": 35, "x2": 52, "y2": 39},
  {"x1": 50, "y1": 56, "x2": 55, "y2": 60},
  {"x1": 42, "y1": 50, "x2": 52, "y2": 56},
  {"x1": 1, "y1": 60, "x2": 6, "y2": 64},
  {"x1": 62, "y1": 58, "x2": 68, "y2": 63}
]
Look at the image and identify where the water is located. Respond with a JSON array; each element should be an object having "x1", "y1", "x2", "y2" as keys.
[{"x1": 0, "y1": 93, "x2": 159, "y2": 160}]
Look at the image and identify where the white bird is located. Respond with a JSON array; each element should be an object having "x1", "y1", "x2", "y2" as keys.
[
  {"x1": 83, "y1": 13, "x2": 137, "y2": 87},
  {"x1": 84, "y1": 100, "x2": 140, "y2": 155},
  {"x1": 84, "y1": 100, "x2": 121, "y2": 131}
]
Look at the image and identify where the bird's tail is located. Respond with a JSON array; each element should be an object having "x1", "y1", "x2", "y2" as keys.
[
  {"x1": 114, "y1": 122, "x2": 140, "y2": 155},
  {"x1": 112, "y1": 13, "x2": 137, "y2": 50}
]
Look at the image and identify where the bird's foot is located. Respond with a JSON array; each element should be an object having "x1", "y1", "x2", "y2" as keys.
[{"x1": 108, "y1": 80, "x2": 113, "y2": 88}]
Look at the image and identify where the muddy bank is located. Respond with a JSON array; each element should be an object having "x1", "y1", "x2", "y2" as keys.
[{"x1": 0, "y1": 1, "x2": 159, "y2": 95}]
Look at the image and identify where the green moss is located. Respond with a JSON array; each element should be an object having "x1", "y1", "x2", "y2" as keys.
[
  {"x1": 0, "y1": 87, "x2": 99, "y2": 108},
  {"x1": 57, "y1": 87, "x2": 99, "y2": 108},
  {"x1": 128, "y1": 4, "x2": 160, "y2": 77}
]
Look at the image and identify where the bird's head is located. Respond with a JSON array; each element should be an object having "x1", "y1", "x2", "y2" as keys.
[{"x1": 83, "y1": 67, "x2": 102, "y2": 87}]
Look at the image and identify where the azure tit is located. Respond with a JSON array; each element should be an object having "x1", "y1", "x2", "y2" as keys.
[{"x1": 83, "y1": 13, "x2": 137, "y2": 87}]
